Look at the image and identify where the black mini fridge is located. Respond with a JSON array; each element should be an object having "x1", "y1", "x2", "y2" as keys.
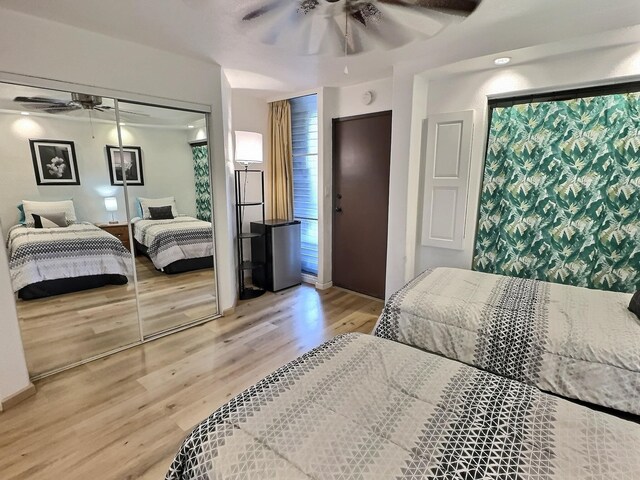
[{"x1": 250, "y1": 220, "x2": 302, "y2": 292}]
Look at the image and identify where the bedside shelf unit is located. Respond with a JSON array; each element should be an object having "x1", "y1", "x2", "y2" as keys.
[
  {"x1": 235, "y1": 168, "x2": 266, "y2": 300},
  {"x1": 96, "y1": 222, "x2": 131, "y2": 251}
]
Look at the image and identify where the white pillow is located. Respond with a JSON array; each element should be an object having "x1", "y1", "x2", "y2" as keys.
[
  {"x1": 138, "y1": 197, "x2": 178, "y2": 219},
  {"x1": 22, "y1": 200, "x2": 77, "y2": 225}
]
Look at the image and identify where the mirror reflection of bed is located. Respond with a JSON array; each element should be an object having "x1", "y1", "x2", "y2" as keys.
[
  {"x1": 0, "y1": 82, "x2": 219, "y2": 379},
  {"x1": 131, "y1": 195, "x2": 217, "y2": 336}
]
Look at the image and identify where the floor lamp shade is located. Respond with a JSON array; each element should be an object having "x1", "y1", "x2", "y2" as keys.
[{"x1": 235, "y1": 131, "x2": 263, "y2": 165}]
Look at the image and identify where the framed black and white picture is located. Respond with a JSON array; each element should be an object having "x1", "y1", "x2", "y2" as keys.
[
  {"x1": 106, "y1": 145, "x2": 144, "y2": 186},
  {"x1": 29, "y1": 139, "x2": 80, "y2": 185}
]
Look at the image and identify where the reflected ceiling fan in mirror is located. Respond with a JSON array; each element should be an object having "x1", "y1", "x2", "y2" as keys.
[
  {"x1": 242, "y1": 0, "x2": 480, "y2": 56},
  {"x1": 13, "y1": 93, "x2": 149, "y2": 118}
]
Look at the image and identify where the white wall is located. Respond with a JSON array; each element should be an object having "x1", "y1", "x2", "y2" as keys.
[
  {"x1": 334, "y1": 78, "x2": 393, "y2": 118},
  {"x1": 407, "y1": 43, "x2": 640, "y2": 277},
  {"x1": 0, "y1": 7, "x2": 234, "y2": 400},
  {"x1": 0, "y1": 113, "x2": 197, "y2": 236}
]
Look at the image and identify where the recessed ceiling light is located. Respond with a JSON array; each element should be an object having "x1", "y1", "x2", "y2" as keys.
[
  {"x1": 20, "y1": 111, "x2": 30, "y2": 116},
  {"x1": 187, "y1": 125, "x2": 194, "y2": 129},
  {"x1": 494, "y1": 57, "x2": 511, "y2": 66}
]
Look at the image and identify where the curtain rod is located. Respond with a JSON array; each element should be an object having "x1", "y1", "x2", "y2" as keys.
[{"x1": 489, "y1": 80, "x2": 640, "y2": 108}]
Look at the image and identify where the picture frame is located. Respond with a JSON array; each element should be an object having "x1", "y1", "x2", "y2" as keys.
[
  {"x1": 106, "y1": 145, "x2": 144, "y2": 186},
  {"x1": 29, "y1": 139, "x2": 80, "y2": 186}
]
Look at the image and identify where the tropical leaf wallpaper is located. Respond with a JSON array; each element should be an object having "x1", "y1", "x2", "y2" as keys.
[
  {"x1": 191, "y1": 144, "x2": 212, "y2": 222},
  {"x1": 474, "y1": 92, "x2": 640, "y2": 293}
]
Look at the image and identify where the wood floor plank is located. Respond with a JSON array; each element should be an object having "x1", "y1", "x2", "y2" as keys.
[{"x1": 0, "y1": 284, "x2": 383, "y2": 480}]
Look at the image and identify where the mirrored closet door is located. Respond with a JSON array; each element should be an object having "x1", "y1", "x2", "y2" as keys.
[
  {"x1": 0, "y1": 81, "x2": 219, "y2": 379},
  {"x1": 0, "y1": 83, "x2": 140, "y2": 377},
  {"x1": 116, "y1": 101, "x2": 218, "y2": 338}
]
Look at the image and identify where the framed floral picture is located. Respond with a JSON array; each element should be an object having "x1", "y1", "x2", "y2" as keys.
[
  {"x1": 29, "y1": 139, "x2": 80, "y2": 185},
  {"x1": 106, "y1": 145, "x2": 144, "y2": 186}
]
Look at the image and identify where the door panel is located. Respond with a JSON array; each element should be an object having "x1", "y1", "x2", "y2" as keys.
[
  {"x1": 421, "y1": 111, "x2": 474, "y2": 250},
  {"x1": 332, "y1": 111, "x2": 392, "y2": 299}
]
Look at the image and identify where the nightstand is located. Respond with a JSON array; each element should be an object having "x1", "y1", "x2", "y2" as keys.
[{"x1": 96, "y1": 222, "x2": 131, "y2": 251}]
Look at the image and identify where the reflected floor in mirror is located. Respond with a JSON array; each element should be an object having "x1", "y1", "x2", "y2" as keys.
[
  {"x1": 135, "y1": 254, "x2": 218, "y2": 337},
  {"x1": 17, "y1": 256, "x2": 217, "y2": 377}
]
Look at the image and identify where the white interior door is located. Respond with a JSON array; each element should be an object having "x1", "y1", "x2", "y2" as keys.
[{"x1": 421, "y1": 110, "x2": 474, "y2": 250}]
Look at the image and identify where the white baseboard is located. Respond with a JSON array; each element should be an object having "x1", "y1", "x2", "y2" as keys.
[
  {"x1": 315, "y1": 281, "x2": 333, "y2": 290},
  {"x1": 301, "y1": 273, "x2": 317, "y2": 285},
  {"x1": 0, "y1": 382, "x2": 36, "y2": 412}
]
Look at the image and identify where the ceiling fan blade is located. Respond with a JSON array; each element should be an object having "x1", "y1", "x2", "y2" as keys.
[
  {"x1": 379, "y1": 0, "x2": 478, "y2": 16},
  {"x1": 307, "y1": 14, "x2": 345, "y2": 56},
  {"x1": 97, "y1": 105, "x2": 150, "y2": 117},
  {"x1": 357, "y1": 11, "x2": 415, "y2": 50},
  {"x1": 242, "y1": 0, "x2": 290, "y2": 21},
  {"x1": 14, "y1": 96, "x2": 67, "y2": 105},
  {"x1": 44, "y1": 106, "x2": 81, "y2": 114},
  {"x1": 346, "y1": 17, "x2": 365, "y2": 54},
  {"x1": 375, "y1": 2, "x2": 445, "y2": 37},
  {"x1": 416, "y1": 0, "x2": 479, "y2": 15},
  {"x1": 259, "y1": 2, "x2": 304, "y2": 45}
]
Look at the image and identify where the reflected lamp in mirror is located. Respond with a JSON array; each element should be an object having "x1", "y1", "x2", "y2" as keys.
[
  {"x1": 234, "y1": 131, "x2": 263, "y2": 168},
  {"x1": 104, "y1": 196, "x2": 118, "y2": 224}
]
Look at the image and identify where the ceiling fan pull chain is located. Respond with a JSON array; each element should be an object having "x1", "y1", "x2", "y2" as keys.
[
  {"x1": 343, "y1": 7, "x2": 349, "y2": 75},
  {"x1": 89, "y1": 110, "x2": 95, "y2": 139}
]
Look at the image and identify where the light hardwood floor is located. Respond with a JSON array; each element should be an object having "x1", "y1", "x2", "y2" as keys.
[
  {"x1": 16, "y1": 255, "x2": 218, "y2": 377},
  {"x1": 0, "y1": 285, "x2": 383, "y2": 480}
]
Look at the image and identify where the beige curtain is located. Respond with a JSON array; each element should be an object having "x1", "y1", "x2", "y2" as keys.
[{"x1": 268, "y1": 100, "x2": 293, "y2": 220}]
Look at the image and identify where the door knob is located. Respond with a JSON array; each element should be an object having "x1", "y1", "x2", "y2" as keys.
[{"x1": 335, "y1": 207, "x2": 343, "y2": 213}]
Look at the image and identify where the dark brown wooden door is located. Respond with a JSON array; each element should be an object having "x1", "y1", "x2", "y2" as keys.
[{"x1": 332, "y1": 111, "x2": 392, "y2": 299}]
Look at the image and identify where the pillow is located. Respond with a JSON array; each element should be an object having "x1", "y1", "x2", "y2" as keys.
[
  {"x1": 17, "y1": 204, "x2": 26, "y2": 225},
  {"x1": 22, "y1": 200, "x2": 76, "y2": 226},
  {"x1": 135, "y1": 198, "x2": 143, "y2": 218},
  {"x1": 148, "y1": 206, "x2": 175, "y2": 220},
  {"x1": 138, "y1": 197, "x2": 178, "y2": 219},
  {"x1": 629, "y1": 291, "x2": 640, "y2": 319},
  {"x1": 32, "y1": 212, "x2": 68, "y2": 228}
]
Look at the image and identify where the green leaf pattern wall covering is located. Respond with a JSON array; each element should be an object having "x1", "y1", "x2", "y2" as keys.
[
  {"x1": 191, "y1": 144, "x2": 212, "y2": 222},
  {"x1": 474, "y1": 93, "x2": 640, "y2": 293}
]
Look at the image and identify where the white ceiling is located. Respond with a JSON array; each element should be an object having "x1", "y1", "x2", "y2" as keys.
[{"x1": 1, "y1": 0, "x2": 639, "y2": 96}]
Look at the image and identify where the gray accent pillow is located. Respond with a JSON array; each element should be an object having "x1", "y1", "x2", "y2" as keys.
[
  {"x1": 148, "y1": 206, "x2": 174, "y2": 220},
  {"x1": 32, "y1": 212, "x2": 68, "y2": 228}
]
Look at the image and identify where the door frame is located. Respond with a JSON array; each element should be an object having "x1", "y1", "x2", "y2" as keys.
[{"x1": 331, "y1": 110, "x2": 393, "y2": 298}]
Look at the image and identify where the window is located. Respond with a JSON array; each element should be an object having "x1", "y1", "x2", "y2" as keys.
[{"x1": 290, "y1": 94, "x2": 318, "y2": 276}]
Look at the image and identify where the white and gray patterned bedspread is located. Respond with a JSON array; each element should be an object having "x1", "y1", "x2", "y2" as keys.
[
  {"x1": 133, "y1": 216, "x2": 213, "y2": 269},
  {"x1": 7, "y1": 223, "x2": 132, "y2": 292},
  {"x1": 167, "y1": 333, "x2": 640, "y2": 480},
  {"x1": 374, "y1": 267, "x2": 640, "y2": 416}
]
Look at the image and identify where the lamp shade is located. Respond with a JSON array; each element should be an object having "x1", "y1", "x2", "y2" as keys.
[
  {"x1": 235, "y1": 131, "x2": 263, "y2": 164},
  {"x1": 104, "y1": 197, "x2": 118, "y2": 212}
]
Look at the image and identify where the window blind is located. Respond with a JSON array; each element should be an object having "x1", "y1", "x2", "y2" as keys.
[{"x1": 290, "y1": 94, "x2": 319, "y2": 276}]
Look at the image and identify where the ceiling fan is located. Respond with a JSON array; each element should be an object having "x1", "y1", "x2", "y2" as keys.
[
  {"x1": 242, "y1": 0, "x2": 481, "y2": 55},
  {"x1": 14, "y1": 93, "x2": 148, "y2": 117}
]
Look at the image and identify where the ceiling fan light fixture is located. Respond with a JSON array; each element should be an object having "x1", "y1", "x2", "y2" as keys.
[{"x1": 494, "y1": 57, "x2": 511, "y2": 66}]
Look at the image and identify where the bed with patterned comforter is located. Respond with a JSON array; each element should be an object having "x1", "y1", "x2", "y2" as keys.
[
  {"x1": 132, "y1": 216, "x2": 213, "y2": 270},
  {"x1": 167, "y1": 333, "x2": 640, "y2": 480},
  {"x1": 373, "y1": 267, "x2": 640, "y2": 416},
  {"x1": 7, "y1": 222, "x2": 132, "y2": 293}
]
